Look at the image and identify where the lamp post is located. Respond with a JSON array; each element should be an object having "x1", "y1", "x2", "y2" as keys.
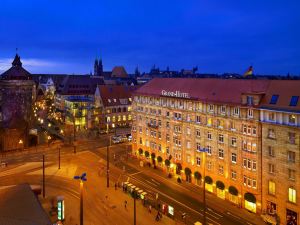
[
  {"x1": 58, "y1": 147, "x2": 61, "y2": 169},
  {"x1": 106, "y1": 135, "x2": 112, "y2": 188},
  {"x1": 199, "y1": 147, "x2": 209, "y2": 225},
  {"x1": 74, "y1": 173, "x2": 87, "y2": 225}
]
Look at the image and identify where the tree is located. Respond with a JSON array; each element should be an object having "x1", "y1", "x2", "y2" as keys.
[
  {"x1": 184, "y1": 167, "x2": 192, "y2": 182},
  {"x1": 194, "y1": 171, "x2": 201, "y2": 185},
  {"x1": 164, "y1": 159, "x2": 170, "y2": 167},
  {"x1": 138, "y1": 148, "x2": 143, "y2": 155},
  {"x1": 176, "y1": 163, "x2": 182, "y2": 175},
  {"x1": 157, "y1": 156, "x2": 163, "y2": 163},
  {"x1": 151, "y1": 152, "x2": 156, "y2": 159},
  {"x1": 144, "y1": 151, "x2": 149, "y2": 158}
]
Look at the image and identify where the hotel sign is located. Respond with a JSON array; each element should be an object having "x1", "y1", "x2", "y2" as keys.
[{"x1": 161, "y1": 90, "x2": 189, "y2": 98}]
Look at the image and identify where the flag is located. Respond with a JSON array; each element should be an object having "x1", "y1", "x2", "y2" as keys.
[{"x1": 244, "y1": 66, "x2": 253, "y2": 77}]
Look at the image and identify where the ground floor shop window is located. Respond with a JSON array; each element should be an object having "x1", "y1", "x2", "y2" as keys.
[
  {"x1": 229, "y1": 194, "x2": 238, "y2": 204},
  {"x1": 286, "y1": 209, "x2": 297, "y2": 225},
  {"x1": 245, "y1": 200, "x2": 256, "y2": 213},
  {"x1": 205, "y1": 184, "x2": 213, "y2": 193},
  {"x1": 217, "y1": 188, "x2": 225, "y2": 199}
]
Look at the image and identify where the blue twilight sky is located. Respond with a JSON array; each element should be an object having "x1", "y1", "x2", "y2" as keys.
[{"x1": 0, "y1": 0, "x2": 299, "y2": 75}]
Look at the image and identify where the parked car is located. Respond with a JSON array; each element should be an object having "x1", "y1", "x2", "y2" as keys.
[{"x1": 112, "y1": 136, "x2": 121, "y2": 144}]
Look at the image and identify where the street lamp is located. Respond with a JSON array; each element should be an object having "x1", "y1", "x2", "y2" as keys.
[
  {"x1": 74, "y1": 173, "x2": 87, "y2": 225},
  {"x1": 47, "y1": 135, "x2": 51, "y2": 147},
  {"x1": 198, "y1": 147, "x2": 209, "y2": 225}
]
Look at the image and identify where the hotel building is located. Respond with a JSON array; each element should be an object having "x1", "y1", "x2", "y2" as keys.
[{"x1": 132, "y1": 78, "x2": 300, "y2": 225}]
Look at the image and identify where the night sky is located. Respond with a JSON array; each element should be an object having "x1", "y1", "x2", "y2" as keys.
[{"x1": 0, "y1": 0, "x2": 299, "y2": 75}]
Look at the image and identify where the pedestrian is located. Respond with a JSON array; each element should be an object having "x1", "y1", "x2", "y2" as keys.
[
  {"x1": 115, "y1": 183, "x2": 117, "y2": 190},
  {"x1": 149, "y1": 205, "x2": 152, "y2": 213}
]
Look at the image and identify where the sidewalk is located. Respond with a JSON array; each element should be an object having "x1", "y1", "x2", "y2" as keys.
[{"x1": 126, "y1": 156, "x2": 265, "y2": 225}]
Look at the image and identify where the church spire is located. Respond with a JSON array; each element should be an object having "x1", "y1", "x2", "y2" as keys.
[{"x1": 12, "y1": 54, "x2": 22, "y2": 67}]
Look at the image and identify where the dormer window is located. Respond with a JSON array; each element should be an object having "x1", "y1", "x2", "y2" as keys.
[
  {"x1": 289, "y1": 115, "x2": 296, "y2": 124},
  {"x1": 270, "y1": 95, "x2": 279, "y2": 104},
  {"x1": 113, "y1": 99, "x2": 117, "y2": 103},
  {"x1": 108, "y1": 99, "x2": 111, "y2": 103},
  {"x1": 290, "y1": 96, "x2": 299, "y2": 106},
  {"x1": 247, "y1": 96, "x2": 253, "y2": 105},
  {"x1": 233, "y1": 107, "x2": 240, "y2": 116},
  {"x1": 220, "y1": 105, "x2": 226, "y2": 114},
  {"x1": 208, "y1": 104, "x2": 214, "y2": 112}
]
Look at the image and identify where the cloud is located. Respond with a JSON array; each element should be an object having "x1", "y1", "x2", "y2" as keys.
[{"x1": 0, "y1": 58, "x2": 62, "y2": 73}]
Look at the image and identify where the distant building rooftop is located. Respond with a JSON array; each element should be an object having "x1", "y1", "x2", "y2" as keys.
[{"x1": 0, "y1": 184, "x2": 51, "y2": 225}]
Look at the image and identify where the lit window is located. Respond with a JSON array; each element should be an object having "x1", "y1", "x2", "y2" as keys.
[
  {"x1": 196, "y1": 115, "x2": 201, "y2": 123},
  {"x1": 231, "y1": 170, "x2": 237, "y2": 180},
  {"x1": 220, "y1": 105, "x2": 226, "y2": 114},
  {"x1": 288, "y1": 188, "x2": 296, "y2": 203},
  {"x1": 196, "y1": 129, "x2": 201, "y2": 138},
  {"x1": 218, "y1": 149, "x2": 224, "y2": 159},
  {"x1": 252, "y1": 179, "x2": 257, "y2": 189},
  {"x1": 218, "y1": 134, "x2": 224, "y2": 143},
  {"x1": 231, "y1": 153, "x2": 237, "y2": 163},
  {"x1": 289, "y1": 115, "x2": 296, "y2": 124},
  {"x1": 207, "y1": 132, "x2": 212, "y2": 140},
  {"x1": 208, "y1": 104, "x2": 214, "y2": 112},
  {"x1": 268, "y1": 181, "x2": 275, "y2": 195},
  {"x1": 218, "y1": 165, "x2": 224, "y2": 175},
  {"x1": 207, "y1": 146, "x2": 212, "y2": 155},
  {"x1": 108, "y1": 99, "x2": 111, "y2": 103},
  {"x1": 207, "y1": 118, "x2": 212, "y2": 126},
  {"x1": 233, "y1": 107, "x2": 240, "y2": 116},
  {"x1": 196, "y1": 157, "x2": 201, "y2": 166},
  {"x1": 248, "y1": 109, "x2": 253, "y2": 118},
  {"x1": 269, "y1": 112, "x2": 275, "y2": 121}
]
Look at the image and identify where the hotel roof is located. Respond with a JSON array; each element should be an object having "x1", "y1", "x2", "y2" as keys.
[
  {"x1": 98, "y1": 85, "x2": 138, "y2": 107},
  {"x1": 134, "y1": 78, "x2": 300, "y2": 112}
]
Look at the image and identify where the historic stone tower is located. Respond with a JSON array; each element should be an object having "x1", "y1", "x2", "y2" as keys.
[{"x1": 0, "y1": 54, "x2": 36, "y2": 151}]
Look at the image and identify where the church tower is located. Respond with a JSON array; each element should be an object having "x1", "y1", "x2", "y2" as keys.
[
  {"x1": 97, "y1": 58, "x2": 103, "y2": 76},
  {"x1": 94, "y1": 59, "x2": 99, "y2": 76}
]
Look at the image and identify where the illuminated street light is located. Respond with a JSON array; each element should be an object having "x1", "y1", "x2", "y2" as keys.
[
  {"x1": 74, "y1": 173, "x2": 87, "y2": 225},
  {"x1": 48, "y1": 123, "x2": 51, "y2": 127},
  {"x1": 19, "y1": 139, "x2": 23, "y2": 144}
]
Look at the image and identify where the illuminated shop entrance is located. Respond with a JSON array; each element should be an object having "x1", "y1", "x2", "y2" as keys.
[{"x1": 244, "y1": 192, "x2": 256, "y2": 213}]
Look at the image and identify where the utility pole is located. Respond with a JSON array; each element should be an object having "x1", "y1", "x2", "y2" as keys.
[
  {"x1": 58, "y1": 147, "x2": 61, "y2": 169},
  {"x1": 43, "y1": 154, "x2": 45, "y2": 198},
  {"x1": 106, "y1": 145, "x2": 109, "y2": 188},
  {"x1": 80, "y1": 180, "x2": 83, "y2": 225}
]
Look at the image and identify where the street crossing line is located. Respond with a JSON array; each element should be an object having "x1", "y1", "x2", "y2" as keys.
[{"x1": 130, "y1": 171, "x2": 143, "y2": 176}]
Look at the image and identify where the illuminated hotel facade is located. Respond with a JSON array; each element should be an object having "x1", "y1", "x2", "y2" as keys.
[{"x1": 132, "y1": 78, "x2": 300, "y2": 225}]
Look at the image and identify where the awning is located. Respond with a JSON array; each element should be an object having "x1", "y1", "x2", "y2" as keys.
[{"x1": 261, "y1": 214, "x2": 277, "y2": 225}]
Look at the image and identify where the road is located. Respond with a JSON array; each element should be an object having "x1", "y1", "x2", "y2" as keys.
[{"x1": 0, "y1": 139, "x2": 261, "y2": 225}]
